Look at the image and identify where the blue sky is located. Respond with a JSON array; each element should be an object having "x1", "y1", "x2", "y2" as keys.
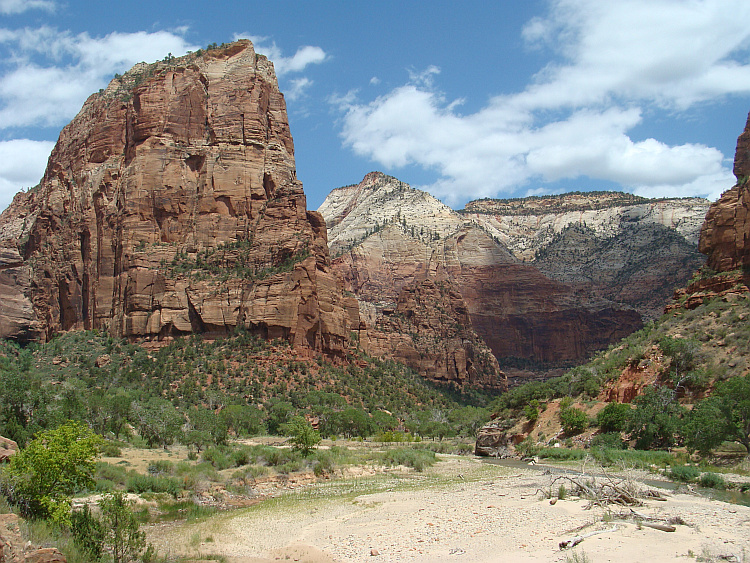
[{"x1": 1, "y1": 0, "x2": 750, "y2": 212}]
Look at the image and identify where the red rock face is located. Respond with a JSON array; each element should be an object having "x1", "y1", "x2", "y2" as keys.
[
  {"x1": 700, "y1": 111, "x2": 750, "y2": 273},
  {"x1": 361, "y1": 274, "x2": 506, "y2": 390},
  {"x1": 0, "y1": 41, "x2": 354, "y2": 356},
  {"x1": 323, "y1": 173, "x2": 643, "y2": 385},
  {"x1": 453, "y1": 262, "x2": 643, "y2": 364}
]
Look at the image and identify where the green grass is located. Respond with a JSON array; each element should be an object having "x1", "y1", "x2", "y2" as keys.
[{"x1": 378, "y1": 447, "x2": 438, "y2": 472}]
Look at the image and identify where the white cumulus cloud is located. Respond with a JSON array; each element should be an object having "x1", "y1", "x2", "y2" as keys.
[
  {"x1": 0, "y1": 0, "x2": 54, "y2": 14},
  {"x1": 0, "y1": 27, "x2": 198, "y2": 129},
  {"x1": 0, "y1": 139, "x2": 55, "y2": 211},
  {"x1": 334, "y1": 0, "x2": 750, "y2": 205},
  {"x1": 239, "y1": 34, "x2": 328, "y2": 77}
]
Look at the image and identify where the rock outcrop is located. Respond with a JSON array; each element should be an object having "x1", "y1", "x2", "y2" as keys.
[
  {"x1": 321, "y1": 173, "x2": 506, "y2": 388},
  {"x1": 0, "y1": 513, "x2": 66, "y2": 563},
  {"x1": 0, "y1": 436, "x2": 17, "y2": 463},
  {"x1": 361, "y1": 273, "x2": 505, "y2": 389},
  {"x1": 465, "y1": 194, "x2": 709, "y2": 320},
  {"x1": 699, "y1": 111, "x2": 750, "y2": 273},
  {"x1": 319, "y1": 173, "x2": 654, "y2": 384},
  {"x1": 0, "y1": 41, "x2": 354, "y2": 357},
  {"x1": 668, "y1": 110, "x2": 750, "y2": 312}
]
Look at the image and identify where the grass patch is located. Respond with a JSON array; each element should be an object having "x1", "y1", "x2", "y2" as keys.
[{"x1": 378, "y1": 447, "x2": 437, "y2": 472}]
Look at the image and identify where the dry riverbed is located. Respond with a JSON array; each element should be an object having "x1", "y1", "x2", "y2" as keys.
[{"x1": 146, "y1": 456, "x2": 750, "y2": 562}]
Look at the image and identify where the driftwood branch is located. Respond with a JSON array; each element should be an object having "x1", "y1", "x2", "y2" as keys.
[
  {"x1": 559, "y1": 526, "x2": 617, "y2": 550},
  {"x1": 546, "y1": 472, "x2": 666, "y2": 509},
  {"x1": 640, "y1": 522, "x2": 676, "y2": 532}
]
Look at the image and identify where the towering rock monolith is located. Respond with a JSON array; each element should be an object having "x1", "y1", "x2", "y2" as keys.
[
  {"x1": 0, "y1": 40, "x2": 355, "y2": 356},
  {"x1": 700, "y1": 111, "x2": 750, "y2": 273}
]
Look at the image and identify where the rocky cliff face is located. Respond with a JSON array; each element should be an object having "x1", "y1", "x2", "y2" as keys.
[
  {"x1": 0, "y1": 41, "x2": 355, "y2": 357},
  {"x1": 699, "y1": 111, "x2": 750, "y2": 273},
  {"x1": 321, "y1": 173, "x2": 506, "y2": 388},
  {"x1": 319, "y1": 173, "x2": 655, "y2": 383},
  {"x1": 465, "y1": 194, "x2": 709, "y2": 320}
]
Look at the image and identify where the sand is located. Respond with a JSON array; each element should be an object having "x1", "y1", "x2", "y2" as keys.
[{"x1": 147, "y1": 457, "x2": 750, "y2": 562}]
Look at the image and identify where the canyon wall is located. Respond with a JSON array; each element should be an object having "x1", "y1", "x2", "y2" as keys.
[
  {"x1": 0, "y1": 41, "x2": 355, "y2": 357},
  {"x1": 700, "y1": 111, "x2": 750, "y2": 273},
  {"x1": 319, "y1": 173, "x2": 693, "y2": 382}
]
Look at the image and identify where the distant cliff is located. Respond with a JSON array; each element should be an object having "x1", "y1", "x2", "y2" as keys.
[
  {"x1": 319, "y1": 173, "x2": 700, "y2": 381},
  {"x1": 464, "y1": 193, "x2": 708, "y2": 320},
  {"x1": 320, "y1": 173, "x2": 506, "y2": 389},
  {"x1": 0, "y1": 41, "x2": 356, "y2": 357}
]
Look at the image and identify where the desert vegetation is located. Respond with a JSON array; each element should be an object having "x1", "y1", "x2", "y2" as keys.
[{"x1": 489, "y1": 290, "x2": 750, "y2": 491}]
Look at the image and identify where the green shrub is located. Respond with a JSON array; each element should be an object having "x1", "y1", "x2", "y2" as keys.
[
  {"x1": 669, "y1": 465, "x2": 700, "y2": 483},
  {"x1": 535, "y1": 447, "x2": 586, "y2": 461},
  {"x1": 283, "y1": 416, "x2": 321, "y2": 456},
  {"x1": 590, "y1": 432, "x2": 627, "y2": 450},
  {"x1": 523, "y1": 403, "x2": 539, "y2": 422},
  {"x1": 559, "y1": 407, "x2": 588, "y2": 436},
  {"x1": 94, "y1": 479, "x2": 116, "y2": 492},
  {"x1": 276, "y1": 459, "x2": 304, "y2": 474},
  {"x1": 379, "y1": 447, "x2": 437, "y2": 472},
  {"x1": 125, "y1": 473, "x2": 180, "y2": 497},
  {"x1": 595, "y1": 403, "x2": 630, "y2": 433},
  {"x1": 230, "y1": 447, "x2": 250, "y2": 467},
  {"x1": 375, "y1": 431, "x2": 411, "y2": 442},
  {"x1": 101, "y1": 442, "x2": 123, "y2": 457},
  {"x1": 627, "y1": 386, "x2": 686, "y2": 450},
  {"x1": 698, "y1": 472, "x2": 726, "y2": 490},
  {"x1": 71, "y1": 504, "x2": 105, "y2": 560},
  {"x1": 1, "y1": 421, "x2": 103, "y2": 521},
  {"x1": 201, "y1": 446, "x2": 232, "y2": 470},
  {"x1": 99, "y1": 491, "x2": 148, "y2": 563},
  {"x1": 147, "y1": 460, "x2": 174, "y2": 476},
  {"x1": 95, "y1": 462, "x2": 129, "y2": 485}
]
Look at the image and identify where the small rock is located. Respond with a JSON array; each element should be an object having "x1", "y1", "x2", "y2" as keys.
[
  {"x1": 370, "y1": 548, "x2": 380, "y2": 556},
  {"x1": 549, "y1": 498, "x2": 557, "y2": 505},
  {"x1": 95, "y1": 354, "x2": 111, "y2": 367}
]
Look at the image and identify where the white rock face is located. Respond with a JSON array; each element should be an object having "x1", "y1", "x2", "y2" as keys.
[
  {"x1": 320, "y1": 173, "x2": 709, "y2": 263},
  {"x1": 319, "y1": 172, "x2": 470, "y2": 257},
  {"x1": 465, "y1": 199, "x2": 710, "y2": 261}
]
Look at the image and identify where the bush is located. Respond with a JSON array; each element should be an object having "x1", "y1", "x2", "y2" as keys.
[
  {"x1": 559, "y1": 407, "x2": 588, "y2": 436},
  {"x1": 125, "y1": 473, "x2": 180, "y2": 497},
  {"x1": 595, "y1": 403, "x2": 630, "y2": 433},
  {"x1": 627, "y1": 386, "x2": 686, "y2": 450},
  {"x1": 698, "y1": 472, "x2": 726, "y2": 490},
  {"x1": 669, "y1": 465, "x2": 700, "y2": 483},
  {"x1": 590, "y1": 432, "x2": 626, "y2": 450},
  {"x1": 147, "y1": 460, "x2": 174, "y2": 476},
  {"x1": 95, "y1": 462, "x2": 129, "y2": 486},
  {"x1": 1, "y1": 421, "x2": 103, "y2": 521},
  {"x1": 535, "y1": 447, "x2": 586, "y2": 461},
  {"x1": 230, "y1": 447, "x2": 250, "y2": 467},
  {"x1": 101, "y1": 442, "x2": 123, "y2": 457},
  {"x1": 379, "y1": 447, "x2": 437, "y2": 472},
  {"x1": 523, "y1": 403, "x2": 539, "y2": 422},
  {"x1": 99, "y1": 491, "x2": 148, "y2": 563},
  {"x1": 71, "y1": 504, "x2": 105, "y2": 560},
  {"x1": 202, "y1": 446, "x2": 232, "y2": 470},
  {"x1": 284, "y1": 416, "x2": 321, "y2": 456}
]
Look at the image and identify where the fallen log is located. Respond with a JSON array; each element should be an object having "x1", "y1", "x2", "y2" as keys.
[
  {"x1": 559, "y1": 526, "x2": 617, "y2": 550},
  {"x1": 640, "y1": 522, "x2": 676, "y2": 532}
]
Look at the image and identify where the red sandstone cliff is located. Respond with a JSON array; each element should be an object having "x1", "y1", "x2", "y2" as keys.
[
  {"x1": 699, "y1": 111, "x2": 750, "y2": 273},
  {"x1": 0, "y1": 41, "x2": 355, "y2": 357},
  {"x1": 319, "y1": 173, "x2": 643, "y2": 385}
]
